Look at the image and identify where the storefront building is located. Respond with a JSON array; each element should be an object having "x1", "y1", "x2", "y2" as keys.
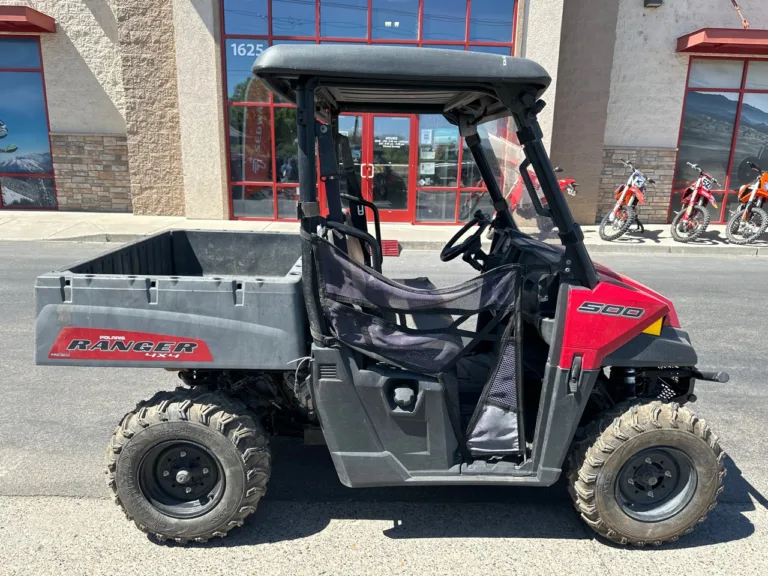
[{"x1": 0, "y1": 1, "x2": 767, "y2": 225}]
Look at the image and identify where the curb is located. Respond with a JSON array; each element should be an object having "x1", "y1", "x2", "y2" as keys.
[{"x1": 44, "y1": 232, "x2": 767, "y2": 256}]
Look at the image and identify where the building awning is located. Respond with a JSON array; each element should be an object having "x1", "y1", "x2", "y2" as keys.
[
  {"x1": 677, "y1": 28, "x2": 768, "y2": 55},
  {"x1": 0, "y1": 7, "x2": 56, "y2": 33}
]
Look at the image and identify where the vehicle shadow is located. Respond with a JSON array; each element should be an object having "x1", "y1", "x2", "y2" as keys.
[{"x1": 172, "y1": 441, "x2": 760, "y2": 549}]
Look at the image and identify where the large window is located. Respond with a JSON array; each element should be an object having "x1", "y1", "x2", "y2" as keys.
[
  {"x1": 0, "y1": 37, "x2": 56, "y2": 210},
  {"x1": 673, "y1": 58, "x2": 768, "y2": 223},
  {"x1": 221, "y1": 0, "x2": 517, "y2": 220}
]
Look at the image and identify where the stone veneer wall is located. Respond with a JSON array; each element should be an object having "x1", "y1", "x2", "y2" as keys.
[
  {"x1": 51, "y1": 134, "x2": 132, "y2": 212},
  {"x1": 598, "y1": 147, "x2": 678, "y2": 224},
  {"x1": 110, "y1": 0, "x2": 185, "y2": 216}
]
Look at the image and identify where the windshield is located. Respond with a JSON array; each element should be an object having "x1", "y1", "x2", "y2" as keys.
[{"x1": 466, "y1": 118, "x2": 560, "y2": 240}]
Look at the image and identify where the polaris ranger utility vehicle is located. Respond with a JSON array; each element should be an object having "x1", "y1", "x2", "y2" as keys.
[{"x1": 34, "y1": 45, "x2": 729, "y2": 546}]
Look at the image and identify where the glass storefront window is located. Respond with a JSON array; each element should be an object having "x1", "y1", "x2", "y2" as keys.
[
  {"x1": 459, "y1": 191, "x2": 494, "y2": 221},
  {"x1": 469, "y1": 45, "x2": 511, "y2": 56},
  {"x1": 320, "y1": 0, "x2": 368, "y2": 38},
  {"x1": 416, "y1": 190, "x2": 456, "y2": 222},
  {"x1": 223, "y1": 0, "x2": 268, "y2": 36},
  {"x1": 688, "y1": 59, "x2": 744, "y2": 89},
  {"x1": 277, "y1": 187, "x2": 299, "y2": 218},
  {"x1": 674, "y1": 91, "x2": 738, "y2": 189},
  {"x1": 272, "y1": 0, "x2": 316, "y2": 37},
  {"x1": 275, "y1": 108, "x2": 298, "y2": 183},
  {"x1": 371, "y1": 0, "x2": 418, "y2": 40},
  {"x1": 423, "y1": 0, "x2": 466, "y2": 42},
  {"x1": 729, "y1": 93, "x2": 768, "y2": 188},
  {"x1": 228, "y1": 105, "x2": 273, "y2": 183},
  {"x1": 372, "y1": 116, "x2": 410, "y2": 210},
  {"x1": 746, "y1": 61, "x2": 768, "y2": 90},
  {"x1": 232, "y1": 185, "x2": 274, "y2": 217},
  {"x1": 225, "y1": 39, "x2": 269, "y2": 102},
  {"x1": 417, "y1": 115, "x2": 459, "y2": 187},
  {"x1": 469, "y1": 0, "x2": 514, "y2": 43},
  {"x1": 0, "y1": 37, "x2": 41, "y2": 69}
]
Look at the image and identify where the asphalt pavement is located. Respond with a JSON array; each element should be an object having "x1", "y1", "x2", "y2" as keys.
[{"x1": 0, "y1": 242, "x2": 767, "y2": 575}]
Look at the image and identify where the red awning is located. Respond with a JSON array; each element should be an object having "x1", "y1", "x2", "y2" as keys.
[
  {"x1": 0, "y1": 6, "x2": 55, "y2": 33},
  {"x1": 677, "y1": 28, "x2": 768, "y2": 56}
]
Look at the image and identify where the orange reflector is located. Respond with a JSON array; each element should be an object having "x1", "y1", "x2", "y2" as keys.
[{"x1": 642, "y1": 318, "x2": 663, "y2": 336}]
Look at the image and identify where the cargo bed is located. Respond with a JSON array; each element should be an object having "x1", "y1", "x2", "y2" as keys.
[{"x1": 35, "y1": 230, "x2": 308, "y2": 370}]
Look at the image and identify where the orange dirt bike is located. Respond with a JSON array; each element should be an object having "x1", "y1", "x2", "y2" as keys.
[
  {"x1": 599, "y1": 159, "x2": 656, "y2": 241},
  {"x1": 726, "y1": 161, "x2": 768, "y2": 244}
]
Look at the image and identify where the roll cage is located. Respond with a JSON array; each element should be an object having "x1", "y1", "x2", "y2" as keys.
[{"x1": 254, "y1": 44, "x2": 597, "y2": 335}]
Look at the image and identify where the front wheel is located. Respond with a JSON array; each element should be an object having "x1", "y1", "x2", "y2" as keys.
[
  {"x1": 106, "y1": 388, "x2": 271, "y2": 543},
  {"x1": 599, "y1": 205, "x2": 635, "y2": 241},
  {"x1": 726, "y1": 205, "x2": 768, "y2": 245},
  {"x1": 568, "y1": 401, "x2": 725, "y2": 546},
  {"x1": 670, "y1": 206, "x2": 710, "y2": 243}
]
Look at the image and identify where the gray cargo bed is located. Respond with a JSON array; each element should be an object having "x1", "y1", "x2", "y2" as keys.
[{"x1": 35, "y1": 230, "x2": 308, "y2": 370}]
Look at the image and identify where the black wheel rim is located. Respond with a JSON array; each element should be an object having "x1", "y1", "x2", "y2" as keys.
[
  {"x1": 138, "y1": 440, "x2": 225, "y2": 519},
  {"x1": 615, "y1": 447, "x2": 697, "y2": 522}
]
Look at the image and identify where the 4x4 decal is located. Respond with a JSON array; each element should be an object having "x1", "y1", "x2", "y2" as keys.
[{"x1": 577, "y1": 302, "x2": 645, "y2": 318}]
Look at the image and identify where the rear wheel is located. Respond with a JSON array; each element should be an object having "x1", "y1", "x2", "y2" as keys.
[
  {"x1": 670, "y1": 206, "x2": 710, "y2": 243},
  {"x1": 726, "y1": 205, "x2": 768, "y2": 244},
  {"x1": 599, "y1": 205, "x2": 635, "y2": 241},
  {"x1": 106, "y1": 388, "x2": 270, "y2": 543},
  {"x1": 567, "y1": 401, "x2": 725, "y2": 546}
]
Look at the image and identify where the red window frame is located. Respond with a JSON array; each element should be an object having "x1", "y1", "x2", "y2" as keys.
[
  {"x1": 0, "y1": 35, "x2": 57, "y2": 210},
  {"x1": 220, "y1": 0, "x2": 519, "y2": 223},
  {"x1": 669, "y1": 56, "x2": 768, "y2": 223}
]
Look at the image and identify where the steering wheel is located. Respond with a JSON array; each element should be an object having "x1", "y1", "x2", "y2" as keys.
[{"x1": 440, "y1": 212, "x2": 490, "y2": 262}]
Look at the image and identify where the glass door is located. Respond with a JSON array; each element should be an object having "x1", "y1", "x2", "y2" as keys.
[{"x1": 366, "y1": 115, "x2": 414, "y2": 222}]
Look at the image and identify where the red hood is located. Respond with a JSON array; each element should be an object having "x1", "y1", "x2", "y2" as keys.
[{"x1": 593, "y1": 262, "x2": 680, "y2": 327}]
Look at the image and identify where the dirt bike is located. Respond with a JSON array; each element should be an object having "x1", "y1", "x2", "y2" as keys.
[
  {"x1": 726, "y1": 161, "x2": 768, "y2": 244},
  {"x1": 459, "y1": 166, "x2": 577, "y2": 227},
  {"x1": 599, "y1": 159, "x2": 655, "y2": 241},
  {"x1": 669, "y1": 162, "x2": 719, "y2": 243}
]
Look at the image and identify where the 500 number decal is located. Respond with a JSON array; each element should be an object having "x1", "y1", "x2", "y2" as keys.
[
  {"x1": 231, "y1": 43, "x2": 265, "y2": 57},
  {"x1": 577, "y1": 302, "x2": 645, "y2": 318}
]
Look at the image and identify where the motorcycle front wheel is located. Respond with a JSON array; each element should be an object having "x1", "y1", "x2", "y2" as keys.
[
  {"x1": 599, "y1": 205, "x2": 636, "y2": 241},
  {"x1": 670, "y1": 206, "x2": 710, "y2": 243},
  {"x1": 726, "y1": 205, "x2": 768, "y2": 245}
]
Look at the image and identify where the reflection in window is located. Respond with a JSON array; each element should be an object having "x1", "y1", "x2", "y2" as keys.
[
  {"x1": 729, "y1": 93, "x2": 768, "y2": 187},
  {"x1": 469, "y1": 45, "x2": 511, "y2": 55},
  {"x1": 0, "y1": 37, "x2": 41, "y2": 69},
  {"x1": 225, "y1": 39, "x2": 269, "y2": 102},
  {"x1": 418, "y1": 115, "x2": 459, "y2": 187},
  {"x1": 746, "y1": 61, "x2": 768, "y2": 90},
  {"x1": 228, "y1": 106, "x2": 273, "y2": 183},
  {"x1": 277, "y1": 187, "x2": 300, "y2": 218},
  {"x1": 272, "y1": 0, "x2": 316, "y2": 37},
  {"x1": 423, "y1": 0, "x2": 466, "y2": 42},
  {"x1": 372, "y1": 116, "x2": 410, "y2": 210},
  {"x1": 223, "y1": 0, "x2": 268, "y2": 36},
  {"x1": 688, "y1": 59, "x2": 744, "y2": 89},
  {"x1": 459, "y1": 190, "x2": 494, "y2": 221},
  {"x1": 321, "y1": 0, "x2": 368, "y2": 38},
  {"x1": 275, "y1": 108, "x2": 298, "y2": 183},
  {"x1": 674, "y1": 91, "x2": 738, "y2": 189},
  {"x1": 371, "y1": 0, "x2": 418, "y2": 40},
  {"x1": 416, "y1": 190, "x2": 457, "y2": 222},
  {"x1": 470, "y1": 0, "x2": 515, "y2": 43},
  {"x1": 232, "y1": 185, "x2": 273, "y2": 217}
]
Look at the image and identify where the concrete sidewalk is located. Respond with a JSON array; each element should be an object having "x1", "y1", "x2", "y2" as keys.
[{"x1": 1, "y1": 210, "x2": 767, "y2": 255}]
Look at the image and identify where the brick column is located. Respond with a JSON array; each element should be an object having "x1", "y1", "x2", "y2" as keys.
[{"x1": 110, "y1": 0, "x2": 185, "y2": 216}]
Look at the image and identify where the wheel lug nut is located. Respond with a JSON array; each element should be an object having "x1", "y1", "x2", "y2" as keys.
[
  {"x1": 163, "y1": 470, "x2": 170, "y2": 477},
  {"x1": 665, "y1": 470, "x2": 672, "y2": 477},
  {"x1": 185, "y1": 487, "x2": 192, "y2": 494},
  {"x1": 180, "y1": 451, "x2": 186, "y2": 458},
  {"x1": 647, "y1": 491, "x2": 654, "y2": 498},
  {"x1": 645, "y1": 457, "x2": 652, "y2": 464},
  {"x1": 203, "y1": 468, "x2": 209, "y2": 475},
  {"x1": 627, "y1": 478, "x2": 634, "y2": 485}
]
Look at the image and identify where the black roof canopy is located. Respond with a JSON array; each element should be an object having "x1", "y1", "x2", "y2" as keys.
[{"x1": 253, "y1": 45, "x2": 551, "y2": 124}]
